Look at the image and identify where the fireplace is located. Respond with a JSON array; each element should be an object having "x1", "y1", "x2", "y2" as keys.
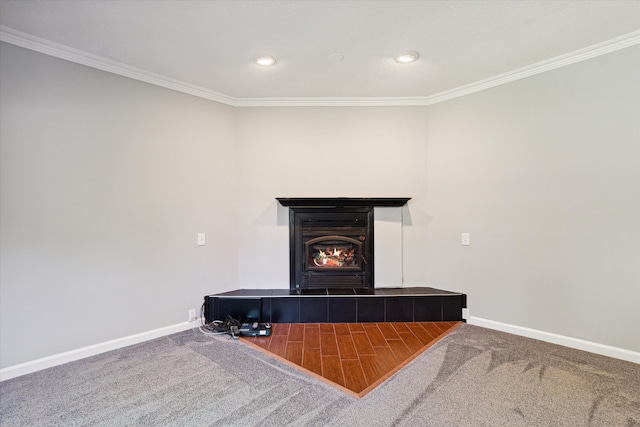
[
  {"x1": 291, "y1": 207, "x2": 373, "y2": 290},
  {"x1": 277, "y1": 198, "x2": 410, "y2": 291}
]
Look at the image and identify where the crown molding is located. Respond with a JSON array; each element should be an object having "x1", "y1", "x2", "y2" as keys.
[
  {"x1": 2, "y1": 25, "x2": 639, "y2": 108},
  {"x1": 233, "y1": 96, "x2": 433, "y2": 107},
  {"x1": 236, "y1": 30, "x2": 640, "y2": 107},
  {"x1": 420, "y1": 29, "x2": 640, "y2": 107},
  {"x1": 0, "y1": 26, "x2": 237, "y2": 106}
]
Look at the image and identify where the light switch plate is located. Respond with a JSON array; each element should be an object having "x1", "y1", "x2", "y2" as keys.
[
  {"x1": 461, "y1": 232, "x2": 470, "y2": 246},
  {"x1": 197, "y1": 233, "x2": 206, "y2": 246}
]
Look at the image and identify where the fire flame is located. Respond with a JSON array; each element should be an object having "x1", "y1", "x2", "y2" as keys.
[{"x1": 312, "y1": 246, "x2": 354, "y2": 267}]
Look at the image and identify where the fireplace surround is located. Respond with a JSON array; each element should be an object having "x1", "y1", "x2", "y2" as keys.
[
  {"x1": 277, "y1": 198, "x2": 410, "y2": 291},
  {"x1": 204, "y1": 198, "x2": 467, "y2": 325}
]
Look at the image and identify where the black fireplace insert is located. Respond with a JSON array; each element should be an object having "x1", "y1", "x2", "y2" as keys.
[
  {"x1": 291, "y1": 207, "x2": 373, "y2": 290},
  {"x1": 277, "y1": 198, "x2": 410, "y2": 291}
]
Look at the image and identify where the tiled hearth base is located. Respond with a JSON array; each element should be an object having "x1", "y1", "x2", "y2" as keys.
[{"x1": 204, "y1": 287, "x2": 466, "y2": 324}]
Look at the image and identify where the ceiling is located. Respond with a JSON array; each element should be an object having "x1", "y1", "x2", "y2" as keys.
[{"x1": 1, "y1": 0, "x2": 639, "y2": 106}]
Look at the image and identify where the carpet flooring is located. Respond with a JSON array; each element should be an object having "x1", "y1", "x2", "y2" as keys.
[
  {"x1": 1, "y1": 324, "x2": 639, "y2": 426},
  {"x1": 241, "y1": 321, "x2": 460, "y2": 397}
]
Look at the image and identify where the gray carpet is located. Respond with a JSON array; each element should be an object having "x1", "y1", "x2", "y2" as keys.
[{"x1": 1, "y1": 324, "x2": 639, "y2": 426}]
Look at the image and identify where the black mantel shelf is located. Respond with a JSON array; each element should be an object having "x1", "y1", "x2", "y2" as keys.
[{"x1": 276, "y1": 197, "x2": 411, "y2": 208}]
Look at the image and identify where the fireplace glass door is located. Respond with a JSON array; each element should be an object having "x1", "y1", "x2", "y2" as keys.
[{"x1": 305, "y1": 236, "x2": 363, "y2": 270}]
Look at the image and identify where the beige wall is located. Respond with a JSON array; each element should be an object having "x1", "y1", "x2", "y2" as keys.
[
  {"x1": 234, "y1": 107, "x2": 429, "y2": 289},
  {"x1": 1, "y1": 41, "x2": 638, "y2": 369},
  {"x1": 425, "y1": 45, "x2": 640, "y2": 351},
  {"x1": 0, "y1": 43, "x2": 239, "y2": 367}
]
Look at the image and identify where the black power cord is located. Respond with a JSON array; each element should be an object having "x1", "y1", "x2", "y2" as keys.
[{"x1": 198, "y1": 301, "x2": 242, "y2": 339}]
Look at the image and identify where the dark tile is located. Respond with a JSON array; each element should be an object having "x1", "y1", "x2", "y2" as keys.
[
  {"x1": 385, "y1": 297, "x2": 414, "y2": 322},
  {"x1": 328, "y1": 298, "x2": 357, "y2": 323},
  {"x1": 217, "y1": 298, "x2": 262, "y2": 323},
  {"x1": 354, "y1": 288, "x2": 376, "y2": 296},
  {"x1": 398, "y1": 287, "x2": 429, "y2": 295},
  {"x1": 271, "y1": 298, "x2": 300, "y2": 323},
  {"x1": 374, "y1": 288, "x2": 396, "y2": 295},
  {"x1": 300, "y1": 289, "x2": 328, "y2": 295},
  {"x1": 442, "y1": 295, "x2": 463, "y2": 321},
  {"x1": 378, "y1": 288, "x2": 412, "y2": 295},
  {"x1": 415, "y1": 287, "x2": 459, "y2": 295},
  {"x1": 270, "y1": 289, "x2": 294, "y2": 296},
  {"x1": 393, "y1": 287, "x2": 419, "y2": 295},
  {"x1": 378, "y1": 287, "x2": 463, "y2": 296},
  {"x1": 245, "y1": 289, "x2": 278, "y2": 297},
  {"x1": 300, "y1": 298, "x2": 328, "y2": 322},
  {"x1": 357, "y1": 297, "x2": 385, "y2": 322},
  {"x1": 215, "y1": 289, "x2": 249, "y2": 296},
  {"x1": 204, "y1": 296, "x2": 218, "y2": 323},
  {"x1": 413, "y1": 296, "x2": 442, "y2": 321},
  {"x1": 235, "y1": 289, "x2": 258, "y2": 296},
  {"x1": 328, "y1": 288, "x2": 357, "y2": 295},
  {"x1": 260, "y1": 298, "x2": 271, "y2": 323}
]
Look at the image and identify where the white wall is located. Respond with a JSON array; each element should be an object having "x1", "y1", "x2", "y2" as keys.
[
  {"x1": 234, "y1": 107, "x2": 429, "y2": 289},
  {"x1": 0, "y1": 43, "x2": 239, "y2": 368},
  {"x1": 2, "y1": 40, "x2": 638, "y2": 370},
  {"x1": 425, "y1": 45, "x2": 640, "y2": 352},
  {"x1": 374, "y1": 207, "x2": 404, "y2": 287}
]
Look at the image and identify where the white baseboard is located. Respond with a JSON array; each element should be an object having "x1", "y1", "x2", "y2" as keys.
[
  {"x1": 0, "y1": 320, "x2": 200, "y2": 382},
  {"x1": 4, "y1": 316, "x2": 637, "y2": 382},
  {"x1": 468, "y1": 316, "x2": 640, "y2": 365}
]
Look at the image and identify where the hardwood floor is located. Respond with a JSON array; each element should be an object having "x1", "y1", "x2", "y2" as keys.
[{"x1": 241, "y1": 321, "x2": 461, "y2": 398}]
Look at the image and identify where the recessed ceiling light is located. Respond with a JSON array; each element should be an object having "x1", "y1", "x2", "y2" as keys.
[
  {"x1": 395, "y1": 51, "x2": 419, "y2": 63},
  {"x1": 254, "y1": 55, "x2": 276, "y2": 66}
]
